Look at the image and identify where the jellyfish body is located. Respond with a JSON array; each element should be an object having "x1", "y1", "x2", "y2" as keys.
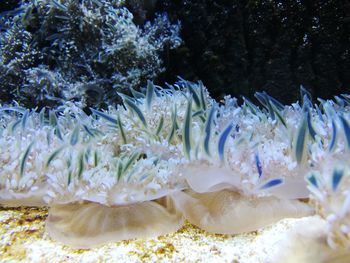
[{"x1": 46, "y1": 196, "x2": 183, "y2": 249}]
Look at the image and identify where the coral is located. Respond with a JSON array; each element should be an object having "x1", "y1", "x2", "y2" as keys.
[{"x1": 0, "y1": 0, "x2": 181, "y2": 109}]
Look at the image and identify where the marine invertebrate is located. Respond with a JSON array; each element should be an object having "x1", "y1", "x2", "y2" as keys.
[
  {"x1": 307, "y1": 158, "x2": 350, "y2": 249},
  {"x1": 172, "y1": 190, "x2": 311, "y2": 235},
  {"x1": 303, "y1": 95, "x2": 350, "y2": 250},
  {"x1": 0, "y1": 79, "x2": 325, "y2": 248},
  {"x1": 0, "y1": 99, "x2": 187, "y2": 248},
  {"x1": 46, "y1": 197, "x2": 182, "y2": 249},
  {"x1": 274, "y1": 159, "x2": 350, "y2": 262},
  {"x1": 269, "y1": 94, "x2": 350, "y2": 262},
  {"x1": 0, "y1": 0, "x2": 181, "y2": 108}
]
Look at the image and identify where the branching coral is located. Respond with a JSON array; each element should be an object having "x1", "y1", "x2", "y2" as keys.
[
  {"x1": 0, "y1": 0, "x2": 181, "y2": 108},
  {"x1": 0, "y1": 79, "x2": 349, "y2": 251}
]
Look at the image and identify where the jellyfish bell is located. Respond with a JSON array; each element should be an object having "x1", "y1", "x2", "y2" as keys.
[{"x1": 45, "y1": 195, "x2": 183, "y2": 249}]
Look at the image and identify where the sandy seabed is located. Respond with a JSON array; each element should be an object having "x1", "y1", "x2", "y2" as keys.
[{"x1": 0, "y1": 206, "x2": 328, "y2": 263}]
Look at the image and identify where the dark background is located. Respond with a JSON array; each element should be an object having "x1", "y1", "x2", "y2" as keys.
[
  {"x1": 155, "y1": 0, "x2": 350, "y2": 103},
  {"x1": 1, "y1": 0, "x2": 350, "y2": 104}
]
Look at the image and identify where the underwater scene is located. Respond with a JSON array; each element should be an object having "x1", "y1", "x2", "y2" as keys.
[{"x1": 0, "y1": 0, "x2": 349, "y2": 262}]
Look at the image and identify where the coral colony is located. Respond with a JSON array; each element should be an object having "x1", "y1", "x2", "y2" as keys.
[{"x1": 0, "y1": 78, "x2": 349, "y2": 255}]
